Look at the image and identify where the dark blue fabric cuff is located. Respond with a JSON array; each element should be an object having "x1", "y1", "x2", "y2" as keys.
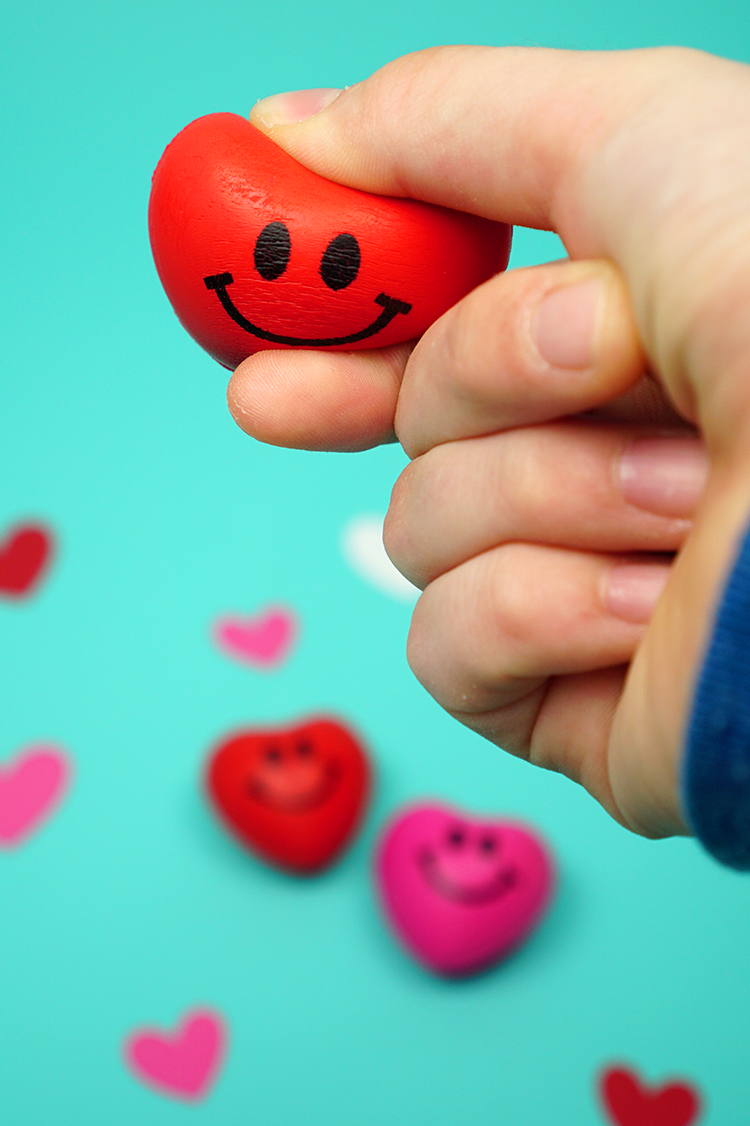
[{"x1": 683, "y1": 517, "x2": 750, "y2": 869}]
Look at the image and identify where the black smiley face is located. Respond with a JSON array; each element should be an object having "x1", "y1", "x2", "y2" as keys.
[
  {"x1": 417, "y1": 823, "x2": 519, "y2": 906},
  {"x1": 245, "y1": 736, "x2": 341, "y2": 814},
  {"x1": 203, "y1": 220, "x2": 412, "y2": 347},
  {"x1": 254, "y1": 221, "x2": 362, "y2": 291}
]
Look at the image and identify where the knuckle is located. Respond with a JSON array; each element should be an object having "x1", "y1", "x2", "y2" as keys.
[
  {"x1": 441, "y1": 273, "x2": 552, "y2": 411},
  {"x1": 405, "y1": 587, "x2": 474, "y2": 713},
  {"x1": 484, "y1": 551, "x2": 537, "y2": 656},
  {"x1": 645, "y1": 44, "x2": 703, "y2": 73},
  {"x1": 404, "y1": 602, "x2": 437, "y2": 693},
  {"x1": 445, "y1": 292, "x2": 499, "y2": 400},
  {"x1": 489, "y1": 432, "x2": 539, "y2": 524},
  {"x1": 384, "y1": 449, "x2": 446, "y2": 586},
  {"x1": 382, "y1": 471, "x2": 412, "y2": 573}
]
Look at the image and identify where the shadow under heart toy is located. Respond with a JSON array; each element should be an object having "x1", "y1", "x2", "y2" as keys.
[
  {"x1": 205, "y1": 717, "x2": 370, "y2": 873},
  {"x1": 376, "y1": 803, "x2": 555, "y2": 976},
  {"x1": 149, "y1": 113, "x2": 511, "y2": 368}
]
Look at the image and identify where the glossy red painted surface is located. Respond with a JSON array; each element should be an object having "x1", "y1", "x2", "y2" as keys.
[{"x1": 149, "y1": 113, "x2": 511, "y2": 368}]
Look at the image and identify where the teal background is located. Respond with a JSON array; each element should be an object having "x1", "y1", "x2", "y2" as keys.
[{"x1": 3, "y1": 1, "x2": 750, "y2": 1123}]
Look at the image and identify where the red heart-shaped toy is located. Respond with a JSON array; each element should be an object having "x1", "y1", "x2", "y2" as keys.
[
  {"x1": 600, "y1": 1067, "x2": 702, "y2": 1126},
  {"x1": 204, "y1": 716, "x2": 370, "y2": 873},
  {"x1": 0, "y1": 524, "x2": 53, "y2": 597},
  {"x1": 149, "y1": 113, "x2": 511, "y2": 368}
]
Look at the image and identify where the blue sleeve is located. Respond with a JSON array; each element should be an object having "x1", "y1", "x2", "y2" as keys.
[{"x1": 683, "y1": 517, "x2": 750, "y2": 869}]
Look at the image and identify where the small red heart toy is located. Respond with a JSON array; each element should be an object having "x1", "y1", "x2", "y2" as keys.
[
  {"x1": 149, "y1": 113, "x2": 511, "y2": 368},
  {"x1": 204, "y1": 716, "x2": 370, "y2": 873},
  {"x1": 600, "y1": 1066, "x2": 702, "y2": 1126},
  {"x1": 0, "y1": 524, "x2": 53, "y2": 597}
]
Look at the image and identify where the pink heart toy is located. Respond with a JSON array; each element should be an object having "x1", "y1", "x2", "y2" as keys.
[
  {"x1": 0, "y1": 745, "x2": 70, "y2": 847},
  {"x1": 213, "y1": 606, "x2": 297, "y2": 667},
  {"x1": 375, "y1": 802, "x2": 555, "y2": 976},
  {"x1": 124, "y1": 1009, "x2": 226, "y2": 1101}
]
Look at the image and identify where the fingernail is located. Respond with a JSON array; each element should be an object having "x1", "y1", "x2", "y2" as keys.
[
  {"x1": 531, "y1": 276, "x2": 603, "y2": 369},
  {"x1": 252, "y1": 87, "x2": 342, "y2": 128},
  {"x1": 606, "y1": 562, "x2": 670, "y2": 623},
  {"x1": 619, "y1": 437, "x2": 708, "y2": 518}
]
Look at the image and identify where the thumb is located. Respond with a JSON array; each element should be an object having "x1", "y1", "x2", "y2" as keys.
[
  {"x1": 249, "y1": 46, "x2": 750, "y2": 433},
  {"x1": 249, "y1": 45, "x2": 649, "y2": 231}
]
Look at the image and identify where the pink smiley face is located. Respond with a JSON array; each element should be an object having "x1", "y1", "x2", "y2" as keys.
[{"x1": 375, "y1": 803, "x2": 555, "y2": 976}]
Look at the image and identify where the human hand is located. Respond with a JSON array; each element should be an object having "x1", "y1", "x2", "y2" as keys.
[{"x1": 229, "y1": 47, "x2": 750, "y2": 843}]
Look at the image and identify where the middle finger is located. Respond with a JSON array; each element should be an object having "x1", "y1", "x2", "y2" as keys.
[{"x1": 385, "y1": 420, "x2": 708, "y2": 588}]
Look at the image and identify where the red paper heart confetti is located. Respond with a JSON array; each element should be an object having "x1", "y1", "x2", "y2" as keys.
[
  {"x1": 0, "y1": 524, "x2": 53, "y2": 597},
  {"x1": 600, "y1": 1066, "x2": 702, "y2": 1126}
]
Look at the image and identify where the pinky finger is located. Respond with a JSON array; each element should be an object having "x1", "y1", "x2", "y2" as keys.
[{"x1": 463, "y1": 665, "x2": 632, "y2": 828}]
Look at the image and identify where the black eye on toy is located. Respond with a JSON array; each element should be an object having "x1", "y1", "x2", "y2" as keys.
[
  {"x1": 254, "y1": 221, "x2": 291, "y2": 280},
  {"x1": 320, "y1": 233, "x2": 361, "y2": 290}
]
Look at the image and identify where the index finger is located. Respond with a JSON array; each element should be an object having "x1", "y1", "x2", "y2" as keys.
[{"x1": 250, "y1": 47, "x2": 661, "y2": 235}]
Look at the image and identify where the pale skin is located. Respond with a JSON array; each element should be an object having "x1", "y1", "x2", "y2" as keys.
[{"x1": 227, "y1": 46, "x2": 750, "y2": 843}]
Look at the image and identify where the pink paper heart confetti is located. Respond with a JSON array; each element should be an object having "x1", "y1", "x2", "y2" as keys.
[
  {"x1": 213, "y1": 605, "x2": 297, "y2": 667},
  {"x1": 124, "y1": 1009, "x2": 226, "y2": 1101},
  {"x1": 0, "y1": 744, "x2": 71, "y2": 847}
]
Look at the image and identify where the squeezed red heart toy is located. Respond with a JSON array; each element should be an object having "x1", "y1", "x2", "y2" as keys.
[
  {"x1": 149, "y1": 113, "x2": 511, "y2": 368},
  {"x1": 600, "y1": 1067, "x2": 702, "y2": 1126},
  {"x1": 205, "y1": 716, "x2": 370, "y2": 873}
]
